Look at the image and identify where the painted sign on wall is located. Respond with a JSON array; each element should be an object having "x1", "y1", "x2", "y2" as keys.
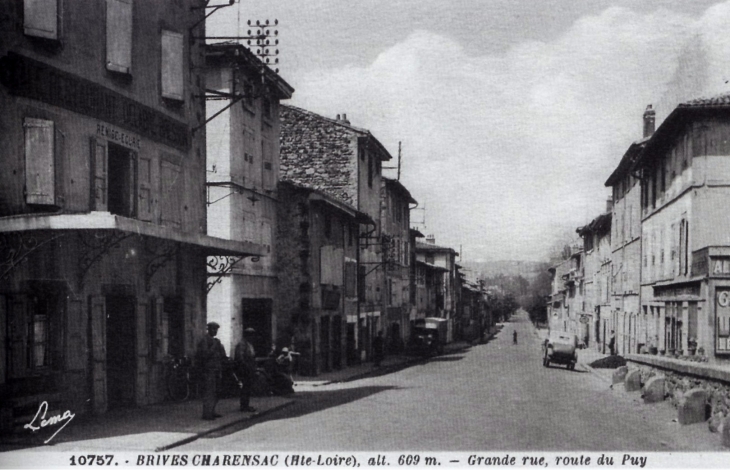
[{"x1": 716, "y1": 289, "x2": 730, "y2": 354}]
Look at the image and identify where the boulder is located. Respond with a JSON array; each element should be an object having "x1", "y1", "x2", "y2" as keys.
[
  {"x1": 612, "y1": 366, "x2": 629, "y2": 385},
  {"x1": 624, "y1": 369, "x2": 642, "y2": 392},
  {"x1": 678, "y1": 388, "x2": 709, "y2": 425},
  {"x1": 642, "y1": 376, "x2": 666, "y2": 404},
  {"x1": 709, "y1": 413, "x2": 725, "y2": 434}
]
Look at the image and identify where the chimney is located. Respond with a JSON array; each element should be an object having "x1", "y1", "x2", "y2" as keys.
[
  {"x1": 643, "y1": 104, "x2": 655, "y2": 138},
  {"x1": 341, "y1": 113, "x2": 350, "y2": 125},
  {"x1": 606, "y1": 197, "x2": 613, "y2": 213},
  {"x1": 336, "y1": 114, "x2": 341, "y2": 120},
  {"x1": 426, "y1": 234, "x2": 435, "y2": 245}
]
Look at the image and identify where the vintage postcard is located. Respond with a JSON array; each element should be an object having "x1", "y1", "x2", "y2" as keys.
[{"x1": 2, "y1": 0, "x2": 730, "y2": 468}]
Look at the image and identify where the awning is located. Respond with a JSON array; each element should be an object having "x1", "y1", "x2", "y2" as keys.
[{"x1": 0, "y1": 212, "x2": 266, "y2": 256}]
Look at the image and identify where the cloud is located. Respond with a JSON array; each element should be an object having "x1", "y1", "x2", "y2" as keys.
[{"x1": 288, "y1": 3, "x2": 730, "y2": 261}]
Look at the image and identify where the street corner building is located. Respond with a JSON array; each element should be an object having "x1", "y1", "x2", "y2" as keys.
[{"x1": 0, "y1": 0, "x2": 266, "y2": 430}]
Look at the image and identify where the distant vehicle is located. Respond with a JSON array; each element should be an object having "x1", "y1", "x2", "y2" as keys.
[
  {"x1": 410, "y1": 317, "x2": 448, "y2": 356},
  {"x1": 543, "y1": 331, "x2": 578, "y2": 370}
]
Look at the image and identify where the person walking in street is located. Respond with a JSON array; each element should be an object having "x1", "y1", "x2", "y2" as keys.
[
  {"x1": 608, "y1": 330, "x2": 616, "y2": 356},
  {"x1": 196, "y1": 322, "x2": 226, "y2": 420},
  {"x1": 513, "y1": 330, "x2": 518, "y2": 345},
  {"x1": 372, "y1": 331, "x2": 385, "y2": 367},
  {"x1": 234, "y1": 327, "x2": 258, "y2": 413}
]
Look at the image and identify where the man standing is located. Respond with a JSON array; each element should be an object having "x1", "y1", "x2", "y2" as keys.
[
  {"x1": 196, "y1": 322, "x2": 226, "y2": 420},
  {"x1": 234, "y1": 327, "x2": 257, "y2": 413}
]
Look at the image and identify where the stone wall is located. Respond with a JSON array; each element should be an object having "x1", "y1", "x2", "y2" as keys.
[
  {"x1": 280, "y1": 105, "x2": 359, "y2": 207},
  {"x1": 627, "y1": 354, "x2": 730, "y2": 426}
]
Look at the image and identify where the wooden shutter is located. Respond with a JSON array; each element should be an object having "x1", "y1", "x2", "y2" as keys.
[
  {"x1": 65, "y1": 299, "x2": 86, "y2": 371},
  {"x1": 0, "y1": 295, "x2": 6, "y2": 384},
  {"x1": 154, "y1": 298, "x2": 166, "y2": 360},
  {"x1": 106, "y1": 0, "x2": 133, "y2": 74},
  {"x1": 161, "y1": 30, "x2": 184, "y2": 101},
  {"x1": 137, "y1": 155, "x2": 155, "y2": 221},
  {"x1": 160, "y1": 158, "x2": 182, "y2": 228},
  {"x1": 262, "y1": 139, "x2": 274, "y2": 190},
  {"x1": 89, "y1": 296, "x2": 107, "y2": 414},
  {"x1": 135, "y1": 299, "x2": 148, "y2": 405},
  {"x1": 24, "y1": 0, "x2": 58, "y2": 39},
  {"x1": 9, "y1": 296, "x2": 28, "y2": 378},
  {"x1": 90, "y1": 137, "x2": 108, "y2": 211},
  {"x1": 185, "y1": 301, "x2": 194, "y2": 354},
  {"x1": 24, "y1": 118, "x2": 55, "y2": 205}
]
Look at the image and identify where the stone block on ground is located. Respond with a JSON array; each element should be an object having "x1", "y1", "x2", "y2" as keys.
[
  {"x1": 678, "y1": 388, "x2": 709, "y2": 425},
  {"x1": 722, "y1": 416, "x2": 730, "y2": 447},
  {"x1": 624, "y1": 369, "x2": 642, "y2": 392},
  {"x1": 642, "y1": 375, "x2": 666, "y2": 404},
  {"x1": 612, "y1": 366, "x2": 629, "y2": 385},
  {"x1": 709, "y1": 413, "x2": 725, "y2": 433}
]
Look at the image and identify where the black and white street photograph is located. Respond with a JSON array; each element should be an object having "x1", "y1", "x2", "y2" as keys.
[{"x1": 2, "y1": 0, "x2": 730, "y2": 467}]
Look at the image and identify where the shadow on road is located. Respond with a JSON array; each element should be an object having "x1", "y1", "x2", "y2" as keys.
[
  {"x1": 428, "y1": 355, "x2": 465, "y2": 362},
  {"x1": 204, "y1": 385, "x2": 400, "y2": 438}
]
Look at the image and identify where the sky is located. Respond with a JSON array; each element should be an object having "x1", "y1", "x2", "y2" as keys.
[{"x1": 209, "y1": 0, "x2": 730, "y2": 262}]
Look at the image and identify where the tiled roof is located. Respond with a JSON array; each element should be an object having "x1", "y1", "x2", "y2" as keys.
[{"x1": 679, "y1": 92, "x2": 730, "y2": 108}]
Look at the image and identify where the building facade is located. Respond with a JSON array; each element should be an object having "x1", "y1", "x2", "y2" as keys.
[
  {"x1": 634, "y1": 94, "x2": 730, "y2": 363},
  {"x1": 415, "y1": 237, "x2": 458, "y2": 342},
  {"x1": 275, "y1": 182, "x2": 369, "y2": 375},
  {"x1": 204, "y1": 43, "x2": 294, "y2": 356},
  {"x1": 380, "y1": 178, "x2": 417, "y2": 351},
  {"x1": 577, "y1": 213, "x2": 612, "y2": 350},
  {"x1": 0, "y1": 0, "x2": 263, "y2": 428},
  {"x1": 279, "y1": 105, "x2": 392, "y2": 361}
]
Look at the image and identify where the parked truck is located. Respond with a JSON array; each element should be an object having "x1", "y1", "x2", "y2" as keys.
[{"x1": 409, "y1": 317, "x2": 449, "y2": 356}]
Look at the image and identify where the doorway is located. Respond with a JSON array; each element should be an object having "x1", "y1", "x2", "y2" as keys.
[
  {"x1": 241, "y1": 298, "x2": 272, "y2": 357},
  {"x1": 105, "y1": 295, "x2": 136, "y2": 408},
  {"x1": 165, "y1": 297, "x2": 185, "y2": 359}
]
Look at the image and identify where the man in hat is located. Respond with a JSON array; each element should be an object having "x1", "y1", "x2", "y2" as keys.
[
  {"x1": 234, "y1": 327, "x2": 257, "y2": 412},
  {"x1": 196, "y1": 322, "x2": 226, "y2": 420}
]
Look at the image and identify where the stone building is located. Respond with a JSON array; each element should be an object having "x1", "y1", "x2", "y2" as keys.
[
  {"x1": 0, "y1": 0, "x2": 263, "y2": 428},
  {"x1": 204, "y1": 43, "x2": 294, "y2": 356},
  {"x1": 633, "y1": 93, "x2": 730, "y2": 363},
  {"x1": 275, "y1": 181, "x2": 371, "y2": 374},
  {"x1": 604, "y1": 106, "x2": 652, "y2": 355},
  {"x1": 380, "y1": 177, "x2": 417, "y2": 351},
  {"x1": 279, "y1": 105, "x2": 393, "y2": 361}
]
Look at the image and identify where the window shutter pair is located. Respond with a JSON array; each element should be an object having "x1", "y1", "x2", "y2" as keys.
[{"x1": 161, "y1": 30, "x2": 184, "y2": 101}]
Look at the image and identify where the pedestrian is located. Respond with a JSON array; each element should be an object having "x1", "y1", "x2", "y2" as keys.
[
  {"x1": 234, "y1": 327, "x2": 258, "y2": 413},
  {"x1": 195, "y1": 322, "x2": 227, "y2": 420},
  {"x1": 513, "y1": 330, "x2": 518, "y2": 345},
  {"x1": 608, "y1": 330, "x2": 616, "y2": 356},
  {"x1": 372, "y1": 331, "x2": 385, "y2": 367}
]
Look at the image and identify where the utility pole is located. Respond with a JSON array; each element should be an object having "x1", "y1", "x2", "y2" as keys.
[{"x1": 397, "y1": 141, "x2": 401, "y2": 181}]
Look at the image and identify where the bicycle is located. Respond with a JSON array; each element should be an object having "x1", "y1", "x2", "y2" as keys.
[{"x1": 164, "y1": 355, "x2": 196, "y2": 402}]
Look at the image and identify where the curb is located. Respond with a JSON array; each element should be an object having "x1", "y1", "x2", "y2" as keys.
[
  {"x1": 580, "y1": 361, "x2": 612, "y2": 384},
  {"x1": 155, "y1": 401, "x2": 295, "y2": 452}
]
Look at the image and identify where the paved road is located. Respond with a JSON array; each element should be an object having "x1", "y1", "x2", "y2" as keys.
[{"x1": 180, "y1": 310, "x2": 724, "y2": 451}]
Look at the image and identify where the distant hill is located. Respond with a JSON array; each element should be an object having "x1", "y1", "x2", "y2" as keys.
[{"x1": 458, "y1": 260, "x2": 547, "y2": 281}]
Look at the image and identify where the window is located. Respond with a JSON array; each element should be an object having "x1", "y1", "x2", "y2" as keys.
[
  {"x1": 24, "y1": 0, "x2": 59, "y2": 40},
  {"x1": 161, "y1": 30, "x2": 184, "y2": 100},
  {"x1": 24, "y1": 118, "x2": 56, "y2": 206},
  {"x1": 425, "y1": 253, "x2": 434, "y2": 264},
  {"x1": 262, "y1": 97, "x2": 272, "y2": 121},
  {"x1": 368, "y1": 153, "x2": 373, "y2": 188},
  {"x1": 106, "y1": 0, "x2": 133, "y2": 74},
  {"x1": 262, "y1": 138, "x2": 274, "y2": 190}
]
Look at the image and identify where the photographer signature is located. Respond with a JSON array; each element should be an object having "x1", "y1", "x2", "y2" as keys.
[{"x1": 23, "y1": 401, "x2": 75, "y2": 444}]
